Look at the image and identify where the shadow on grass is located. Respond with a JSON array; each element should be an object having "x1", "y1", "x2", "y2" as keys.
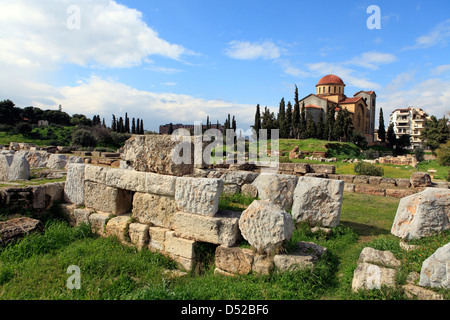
[{"x1": 340, "y1": 220, "x2": 391, "y2": 238}]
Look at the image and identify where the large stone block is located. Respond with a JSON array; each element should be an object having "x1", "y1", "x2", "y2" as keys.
[
  {"x1": 148, "y1": 226, "x2": 168, "y2": 252},
  {"x1": 0, "y1": 217, "x2": 44, "y2": 246},
  {"x1": 309, "y1": 164, "x2": 335, "y2": 174},
  {"x1": 164, "y1": 231, "x2": 198, "y2": 271},
  {"x1": 215, "y1": 246, "x2": 254, "y2": 275},
  {"x1": 128, "y1": 223, "x2": 149, "y2": 250},
  {"x1": 239, "y1": 199, "x2": 294, "y2": 254},
  {"x1": 84, "y1": 181, "x2": 132, "y2": 215},
  {"x1": 105, "y1": 168, "x2": 147, "y2": 193},
  {"x1": 105, "y1": 215, "x2": 131, "y2": 244},
  {"x1": 84, "y1": 165, "x2": 111, "y2": 185},
  {"x1": 391, "y1": 188, "x2": 450, "y2": 240},
  {"x1": 132, "y1": 192, "x2": 177, "y2": 229},
  {"x1": 352, "y1": 262, "x2": 397, "y2": 291},
  {"x1": 88, "y1": 212, "x2": 111, "y2": 236},
  {"x1": 47, "y1": 154, "x2": 67, "y2": 170},
  {"x1": 274, "y1": 242, "x2": 328, "y2": 272},
  {"x1": 146, "y1": 172, "x2": 177, "y2": 196},
  {"x1": 251, "y1": 173, "x2": 298, "y2": 210},
  {"x1": 410, "y1": 172, "x2": 432, "y2": 187},
  {"x1": 121, "y1": 134, "x2": 203, "y2": 176},
  {"x1": 175, "y1": 177, "x2": 223, "y2": 216},
  {"x1": 173, "y1": 211, "x2": 241, "y2": 247},
  {"x1": 291, "y1": 176, "x2": 344, "y2": 228},
  {"x1": 64, "y1": 163, "x2": 86, "y2": 205},
  {"x1": 419, "y1": 242, "x2": 450, "y2": 289}
]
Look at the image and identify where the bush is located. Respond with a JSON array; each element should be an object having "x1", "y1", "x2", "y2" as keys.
[
  {"x1": 351, "y1": 131, "x2": 368, "y2": 148},
  {"x1": 414, "y1": 147, "x2": 425, "y2": 163},
  {"x1": 435, "y1": 141, "x2": 450, "y2": 166},
  {"x1": 354, "y1": 161, "x2": 384, "y2": 176},
  {"x1": 72, "y1": 128, "x2": 97, "y2": 148},
  {"x1": 14, "y1": 122, "x2": 32, "y2": 136}
]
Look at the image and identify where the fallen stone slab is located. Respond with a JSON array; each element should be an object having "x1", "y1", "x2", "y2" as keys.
[
  {"x1": 291, "y1": 176, "x2": 344, "y2": 228},
  {"x1": 352, "y1": 262, "x2": 397, "y2": 292},
  {"x1": 64, "y1": 163, "x2": 86, "y2": 206},
  {"x1": 391, "y1": 188, "x2": 450, "y2": 240},
  {"x1": 215, "y1": 246, "x2": 254, "y2": 275},
  {"x1": 410, "y1": 172, "x2": 432, "y2": 188},
  {"x1": 89, "y1": 212, "x2": 111, "y2": 236},
  {"x1": 357, "y1": 247, "x2": 401, "y2": 268},
  {"x1": 402, "y1": 284, "x2": 444, "y2": 300},
  {"x1": 0, "y1": 217, "x2": 44, "y2": 246},
  {"x1": 274, "y1": 241, "x2": 328, "y2": 272}
]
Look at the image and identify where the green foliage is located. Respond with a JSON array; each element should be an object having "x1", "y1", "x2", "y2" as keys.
[
  {"x1": 378, "y1": 108, "x2": 386, "y2": 142},
  {"x1": 421, "y1": 116, "x2": 450, "y2": 151},
  {"x1": 72, "y1": 128, "x2": 97, "y2": 148},
  {"x1": 351, "y1": 130, "x2": 368, "y2": 148},
  {"x1": 414, "y1": 147, "x2": 425, "y2": 163},
  {"x1": 354, "y1": 161, "x2": 384, "y2": 176},
  {"x1": 435, "y1": 140, "x2": 450, "y2": 166}
]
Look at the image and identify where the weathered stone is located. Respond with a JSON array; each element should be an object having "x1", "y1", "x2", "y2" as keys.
[
  {"x1": 344, "y1": 183, "x2": 355, "y2": 193},
  {"x1": 396, "y1": 178, "x2": 412, "y2": 188},
  {"x1": 385, "y1": 189, "x2": 416, "y2": 198},
  {"x1": 309, "y1": 164, "x2": 335, "y2": 174},
  {"x1": 241, "y1": 184, "x2": 258, "y2": 198},
  {"x1": 0, "y1": 217, "x2": 44, "y2": 246},
  {"x1": 251, "y1": 173, "x2": 298, "y2": 210},
  {"x1": 47, "y1": 154, "x2": 67, "y2": 170},
  {"x1": 84, "y1": 165, "x2": 111, "y2": 185},
  {"x1": 379, "y1": 177, "x2": 397, "y2": 187},
  {"x1": 352, "y1": 262, "x2": 397, "y2": 291},
  {"x1": 164, "y1": 231, "x2": 197, "y2": 270},
  {"x1": 173, "y1": 211, "x2": 241, "y2": 247},
  {"x1": 105, "y1": 168, "x2": 147, "y2": 193},
  {"x1": 239, "y1": 199, "x2": 294, "y2": 254},
  {"x1": 357, "y1": 247, "x2": 401, "y2": 268},
  {"x1": 105, "y1": 215, "x2": 131, "y2": 244},
  {"x1": 64, "y1": 164, "x2": 86, "y2": 205},
  {"x1": 146, "y1": 172, "x2": 177, "y2": 196},
  {"x1": 391, "y1": 188, "x2": 450, "y2": 240},
  {"x1": 402, "y1": 284, "x2": 444, "y2": 300},
  {"x1": 219, "y1": 171, "x2": 259, "y2": 186},
  {"x1": 89, "y1": 212, "x2": 110, "y2": 236},
  {"x1": 84, "y1": 181, "x2": 133, "y2": 215},
  {"x1": 7, "y1": 155, "x2": 30, "y2": 181},
  {"x1": 31, "y1": 185, "x2": 46, "y2": 210},
  {"x1": 274, "y1": 242, "x2": 328, "y2": 272},
  {"x1": 410, "y1": 172, "x2": 432, "y2": 187},
  {"x1": 399, "y1": 241, "x2": 419, "y2": 252},
  {"x1": 354, "y1": 184, "x2": 386, "y2": 196},
  {"x1": 128, "y1": 223, "x2": 149, "y2": 250},
  {"x1": 175, "y1": 177, "x2": 223, "y2": 216},
  {"x1": 293, "y1": 163, "x2": 310, "y2": 174},
  {"x1": 353, "y1": 175, "x2": 370, "y2": 184},
  {"x1": 291, "y1": 176, "x2": 344, "y2": 228},
  {"x1": 368, "y1": 176, "x2": 382, "y2": 185},
  {"x1": 121, "y1": 134, "x2": 201, "y2": 176},
  {"x1": 215, "y1": 246, "x2": 254, "y2": 275},
  {"x1": 132, "y1": 192, "x2": 177, "y2": 229},
  {"x1": 73, "y1": 208, "x2": 94, "y2": 226},
  {"x1": 148, "y1": 226, "x2": 167, "y2": 252},
  {"x1": 222, "y1": 184, "x2": 240, "y2": 196},
  {"x1": 252, "y1": 254, "x2": 274, "y2": 275},
  {"x1": 419, "y1": 242, "x2": 450, "y2": 289},
  {"x1": 339, "y1": 174, "x2": 355, "y2": 183}
]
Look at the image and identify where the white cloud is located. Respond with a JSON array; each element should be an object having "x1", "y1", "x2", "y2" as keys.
[
  {"x1": 224, "y1": 40, "x2": 281, "y2": 60},
  {"x1": 347, "y1": 51, "x2": 397, "y2": 70},
  {"x1": 404, "y1": 19, "x2": 450, "y2": 50},
  {"x1": 431, "y1": 64, "x2": 450, "y2": 76},
  {"x1": 0, "y1": 0, "x2": 189, "y2": 69}
]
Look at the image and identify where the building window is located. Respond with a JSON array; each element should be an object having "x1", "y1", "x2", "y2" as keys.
[
  {"x1": 334, "y1": 86, "x2": 336, "y2": 93},
  {"x1": 328, "y1": 86, "x2": 331, "y2": 93}
]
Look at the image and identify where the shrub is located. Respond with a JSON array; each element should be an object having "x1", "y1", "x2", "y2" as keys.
[
  {"x1": 354, "y1": 161, "x2": 384, "y2": 176},
  {"x1": 413, "y1": 147, "x2": 425, "y2": 163},
  {"x1": 435, "y1": 140, "x2": 450, "y2": 166},
  {"x1": 72, "y1": 128, "x2": 97, "y2": 148}
]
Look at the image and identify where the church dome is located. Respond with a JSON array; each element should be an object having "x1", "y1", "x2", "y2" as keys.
[{"x1": 316, "y1": 74, "x2": 345, "y2": 86}]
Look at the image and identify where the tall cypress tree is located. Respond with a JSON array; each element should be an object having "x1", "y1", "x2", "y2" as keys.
[
  {"x1": 254, "y1": 104, "x2": 261, "y2": 139},
  {"x1": 118, "y1": 117, "x2": 124, "y2": 133},
  {"x1": 305, "y1": 113, "x2": 316, "y2": 139},
  {"x1": 378, "y1": 108, "x2": 386, "y2": 142},
  {"x1": 278, "y1": 98, "x2": 286, "y2": 139},
  {"x1": 325, "y1": 105, "x2": 336, "y2": 141},
  {"x1": 300, "y1": 102, "x2": 306, "y2": 139},
  {"x1": 112, "y1": 114, "x2": 117, "y2": 132},
  {"x1": 293, "y1": 86, "x2": 300, "y2": 139},
  {"x1": 286, "y1": 101, "x2": 293, "y2": 139},
  {"x1": 136, "y1": 118, "x2": 140, "y2": 134},
  {"x1": 132, "y1": 118, "x2": 136, "y2": 134},
  {"x1": 140, "y1": 119, "x2": 144, "y2": 134},
  {"x1": 316, "y1": 110, "x2": 325, "y2": 140},
  {"x1": 125, "y1": 113, "x2": 130, "y2": 133}
]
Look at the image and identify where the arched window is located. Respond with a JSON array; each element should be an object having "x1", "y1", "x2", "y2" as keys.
[
  {"x1": 334, "y1": 86, "x2": 336, "y2": 93},
  {"x1": 328, "y1": 86, "x2": 331, "y2": 93}
]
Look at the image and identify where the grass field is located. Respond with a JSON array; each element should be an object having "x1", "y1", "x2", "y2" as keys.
[{"x1": 0, "y1": 193, "x2": 448, "y2": 301}]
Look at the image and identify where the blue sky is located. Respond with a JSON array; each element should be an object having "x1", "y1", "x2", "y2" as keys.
[{"x1": 1, "y1": 0, "x2": 449, "y2": 131}]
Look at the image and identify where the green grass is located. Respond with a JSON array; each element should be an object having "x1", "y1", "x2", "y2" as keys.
[{"x1": 1, "y1": 193, "x2": 448, "y2": 300}]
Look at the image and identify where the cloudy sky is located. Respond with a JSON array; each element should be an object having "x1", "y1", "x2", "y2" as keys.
[{"x1": 1, "y1": 0, "x2": 449, "y2": 131}]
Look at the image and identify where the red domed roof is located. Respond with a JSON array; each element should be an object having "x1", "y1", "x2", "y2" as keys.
[{"x1": 316, "y1": 74, "x2": 345, "y2": 86}]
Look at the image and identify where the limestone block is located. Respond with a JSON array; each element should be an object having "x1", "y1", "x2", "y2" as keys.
[
  {"x1": 146, "y1": 172, "x2": 177, "y2": 196},
  {"x1": 239, "y1": 199, "x2": 294, "y2": 254},
  {"x1": 357, "y1": 247, "x2": 401, "y2": 268},
  {"x1": 149, "y1": 226, "x2": 168, "y2": 252},
  {"x1": 241, "y1": 184, "x2": 258, "y2": 198},
  {"x1": 354, "y1": 185, "x2": 386, "y2": 196},
  {"x1": 0, "y1": 155, "x2": 14, "y2": 181},
  {"x1": 173, "y1": 211, "x2": 241, "y2": 247},
  {"x1": 175, "y1": 177, "x2": 223, "y2": 216},
  {"x1": 47, "y1": 154, "x2": 67, "y2": 170},
  {"x1": 291, "y1": 176, "x2": 344, "y2": 228},
  {"x1": 31, "y1": 185, "x2": 46, "y2": 210},
  {"x1": 391, "y1": 188, "x2": 450, "y2": 240},
  {"x1": 128, "y1": 223, "x2": 149, "y2": 250},
  {"x1": 89, "y1": 212, "x2": 111, "y2": 236},
  {"x1": 251, "y1": 254, "x2": 274, "y2": 275},
  {"x1": 132, "y1": 192, "x2": 177, "y2": 229},
  {"x1": 105, "y1": 215, "x2": 131, "y2": 244},
  {"x1": 84, "y1": 165, "x2": 111, "y2": 185},
  {"x1": 164, "y1": 231, "x2": 198, "y2": 270},
  {"x1": 352, "y1": 262, "x2": 397, "y2": 291},
  {"x1": 309, "y1": 164, "x2": 335, "y2": 174},
  {"x1": 7, "y1": 155, "x2": 30, "y2": 181},
  {"x1": 419, "y1": 242, "x2": 450, "y2": 289},
  {"x1": 219, "y1": 171, "x2": 259, "y2": 186},
  {"x1": 73, "y1": 208, "x2": 94, "y2": 226},
  {"x1": 64, "y1": 164, "x2": 86, "y2": 206},
  {"x1": 274, "y1": 242, "x2": 328, "y2": 272},
  {"x1": 344, "y1": 183, "x2": 355, "y2": 193},
  {"x1": 293, "y1": 163, "x2": 310, "y2": 174},
  {"x1": 215, "y1": 246, "x2": 254, "y2": 275},
  {"x1": 410, "y1": 172, "x2": 432, "y2": 187},
  {"x1": 105, "y1": 168, "x2": 147, "y2": 193},
  {"x1": 0, "y1": 217, "x2": 44, "y2": 246},
  {"x1": 402, "y1": 284, "x2": 444, "y2": 300},
  {"x1": 396, "y1": 178, "x2": 412, "y2": 188},
  {"x1": 84, "y1": 181, "x2": 132, "y2": 215},
  {"x1": 251, "y1": 173, "x2": 298, "y2": 210}
]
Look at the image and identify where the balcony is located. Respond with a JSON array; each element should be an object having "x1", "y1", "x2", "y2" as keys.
[{"x1": 396, "y1": 122, "x2": 409, "y2": 127}]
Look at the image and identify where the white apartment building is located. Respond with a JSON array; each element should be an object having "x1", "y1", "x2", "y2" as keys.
[{"x1": 389, "y1": 107, "x2": 430, "y2": 149}]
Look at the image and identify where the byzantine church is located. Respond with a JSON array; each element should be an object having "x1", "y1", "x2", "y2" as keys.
[{"x1": 300, "y1": 74, "x2": 376, "y2": 142}]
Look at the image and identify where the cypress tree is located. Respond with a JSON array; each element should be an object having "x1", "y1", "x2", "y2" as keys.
[
  {"x1": 316, "y1": 110, "x2": 325, "y2": 140},
  {"x1": 132, "y1": 118, "x2": 136, "y2": 134},
  {"x1": 378, "y1": 108, "x2": 386, "y2": 142},
  {"x1": 293, "y1": 99, "x2": 300, "y2": 139},
  {"x1": 136, "y1": 118, "x2": 140, "y2": 134},
  {"x1": 387, "y1": 123, "x2": 396, "y2": 148},
  {"x1": 278, "y1": 98, "x2": 286, "y2": 139},
  {"x1": 125, "y1": 113, "x2": 130, "y2": 133},
  {"x1": 305, "y1": 113, "x2": 316, "y2": 139},
  {"x1": 286, "y1": 101, "x2": 293, "y2": 139},
  {"x1": 118, "y1": 117, "x2": 124, "y2": 133},
  {"x1": 343, "y1": 108, "x2": 354, "y2": 141},
  {"x1": 112, "y1": 114, "x2": 117, "y2": 132},
  {"x1": 140, "y1": 119, "x2": 144, "y2": 134},
  {"x1": 300, "y1": 102, "x2": 306, "y2": 139},
  {"x1": 254, "y1": 104, "x2": 261, "y2": 139},
  {"x1": 168, "y1": 123, "x2": 174, "y2": 135},
  {"x1": 325, "y1": 105, "x2": 336, "y2": 141}
]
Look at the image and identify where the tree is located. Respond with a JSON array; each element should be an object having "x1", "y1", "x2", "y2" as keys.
[
  {"x1": 351, "y1": 131, "x2": 368, "y2": 148},
  {"x1": 254, "y1": 104, "x2": 261, "y2": 139},
  {"x1": 293, "y1": 86, "x2": 300, "y2": 139},
  {"x1": 118, "y1": 117, "x2": 124, "y2": 133},
  {"x1": 72, "y1": 128, "x2": 97, "y2": 148},
  {"x1": 325, "y1": 105, "x2": 335, "y2": 141},
  {"x1": 333, "y1": 107, "x2": 345, "y2": 141},
  {"x1": 261, "y1": 107, "x2": 277, "y2": 139},
  {"x1": 396, "y1": 134, "x2": 411, "y2": 154},
  {"x1": 132, "y1": 118, "x2": 136, "y2": 134},
  {"x1": 414, "y1": 146, "x2": 425, "y2": 164},
  {"x1": 140, "y1": 119, "x2": 144, "y2": 134},
  {"x1": 342, "y1": 108, "x2": 354, "y2": 141},
  {"x1": 300, "y1": 102, "x2": 306, "y2": 139},
  {"x1": 387, "y1": 123, "x2": 396, "y2": 148},
  {"x1": 305, "y1": 113, "x2": 316, "y2": 139},
  {"x1": 168, "y1": 123, "x2": 174, "y2": 135},
  {"x1": 285, "y1": 101, "x2": 293, "y2": 139},
  {"x1": 112, "y1": 115, "x2": 117, "y2": 132},
  {"x1": 378, "y1": 108, "x2": 386, "y2": 142},
  {"x1": 277, "y1": 98, "x2": 286, "y2": 139},
  {"x1": 435, "y1": 140, "x2": 450, "y2": 166},
  {"x1": 136, "y1": 118, "x2": 140, "y2": 134},
  {"x1": 316, "y1": 110, "x2": 325, "y2": 140},
  {"x1": 125, "y1": 113, "x2": 130, "y2": 134},
  {"x1": 421, "y1": 116, "x2": 450, "y2": 151}
]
